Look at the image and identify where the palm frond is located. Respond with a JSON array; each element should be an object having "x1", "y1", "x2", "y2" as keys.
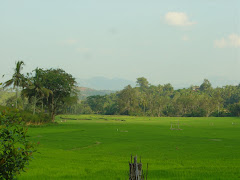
[
  {"x1": 3, "y1": 79, "x2": 14, "y2": 88},
  {"x1": 15, "y1": 61, "x2": 25, "y2": 74}
]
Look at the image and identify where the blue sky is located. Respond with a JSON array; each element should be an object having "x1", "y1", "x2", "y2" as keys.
[{"x1": 1, "y1": 0, "x2": 240, "y2": 86}]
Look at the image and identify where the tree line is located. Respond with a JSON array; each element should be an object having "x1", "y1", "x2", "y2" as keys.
[
  {"x1": 75, "y1": 77, "x2": 240, "y2": 117},
  {"x1": 2, "y1": 61, "x2": 240, "y2": 118}
]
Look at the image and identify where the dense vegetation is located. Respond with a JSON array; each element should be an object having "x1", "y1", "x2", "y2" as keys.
[
  {"x1": 0, "y1": 107, "x2": 36, "y2": 179},
  {"x1": 0, "y1": 88, "x2": 14, "y2": 106},
  {"x1": 0, "y1": 61, "x2": 78, "y2": 179},
  {"x1": 1, "y1": 61, "x2": 77, "y2": 124},
  {"x1": 73, "y1": 77, "x2": 240, "y2": 117},
  {"x1": 2, "y1": 61, "x2": 240, "y2": 119},
  {"x1": 2, "y1": 73, "x2": 240, "y2": 118}
]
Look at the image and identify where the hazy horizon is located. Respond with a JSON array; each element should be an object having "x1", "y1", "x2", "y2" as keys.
[{"x1": 1, "y1": 1, "x2": 240, "y2": 86}]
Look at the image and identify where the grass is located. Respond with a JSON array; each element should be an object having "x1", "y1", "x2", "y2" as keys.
[{"x1": 18, "y1": 115, "x2": 240, "y2": 179}]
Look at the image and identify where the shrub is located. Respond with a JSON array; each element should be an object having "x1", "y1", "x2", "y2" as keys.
[
  {"x1": 0, "y1": 106, "x2": 51, "y2": 125},
  {"x1": 0, "y1": 108, "x2": 36, "y2": 179},
  {"x1": 19, "y1": 111, "x2": 51, "y2": 124}
]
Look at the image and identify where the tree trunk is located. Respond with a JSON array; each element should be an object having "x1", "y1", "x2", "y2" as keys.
[
  {"x1": 16, "y1": 87, "x2": 18, "y2": 108},
  {"x1": 41, "y1": 99, "x2": 44, "y2": 112},
  {"x1": 33, "y1": 96, "x2": 36, "y2": 115},
  {"x1": 157, "y1": 107, "x2": 161, "y2": 117},
  {"x1": 51, "y1": 96, "x2": 55, "y2": 122},
  {"x1": 51, "y1": 111, "x2": 55, "y2": 122},
  {"x1": 143, "y1": 103, "x2": 146, "y2": 115}
]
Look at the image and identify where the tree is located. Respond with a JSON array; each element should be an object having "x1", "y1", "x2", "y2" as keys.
[
  {"x1": 228, "y1": 102, "x2": 240, "y2": 116},
  {"x1": 4, "y1": 61, "x2": 26, "y2": 108},
  {"x1": 163, "y1": 83, "x2": 174, "y2": 95},
  {"x1": 21, "y1": 68, "x2": 52, "y2": 115},
  {"x1": 86, "y1": 95, "x2": 106, "y2": 114},
  {"x1": 117, "y1": 85, "x2": 139, "y2": 115},
  {"x1": 212, "y1": 88, "x2": 224, "y2": 116},
  {"x1": 40, "y1": 68, "x2": 76, "y2": 121},
  {"x1": 199, "y1": 79, "x2": 212, "y2": 92},
  {"x1": 136, "y1": 77, "x2": 149, "y2": 90},
  {"x1": 153, "y1": 85, "x2": 171, "y2": 117},
  {"x1": 60, "y1": 93, "x2": 80, "y2": 114},
  {"x1": 222, "y1": 85, "x2": 239, "y2": 107},
  {"x1": 76, "y1": 77, "x2": 240, "y2": 117},
  {"x1": 104, "y1": 93, "x2": 118, "y2": 115}
]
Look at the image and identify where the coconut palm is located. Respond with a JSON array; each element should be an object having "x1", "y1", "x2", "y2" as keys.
[
  {"x1": 22, "y1": 68, "x2": 52, "y2": 114},
  {"x1": 4, "y1": 61, "x2": 25, "y2": 108}
]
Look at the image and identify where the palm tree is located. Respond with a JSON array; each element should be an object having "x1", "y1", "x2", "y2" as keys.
[
  {"x1": 4, "y1": 61, "x2": 25, "y2": 108},
  {"x1": 22, "y1": 68, "x2": 52, "y2": 114}
]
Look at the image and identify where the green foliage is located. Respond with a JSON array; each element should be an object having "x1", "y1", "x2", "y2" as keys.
[
  {"x1": 0, "y1": 88, "x2": 15, "y2": 106},
  {"x1": 86, "y1": 95, "x2": 106, "y2": 114},
  {"x1": 21, "y1": 68, "x2": 53, "y2": 115},
  {"x1": 40, "y1": 68, "x2": 76, "y2": 121},
  {"x1": 0, "y1": 105, "x2": 51, "y2": 125},
  {"x1": 3, "y1": 61, "x2": 26, "y2": 109},
  {"x1": 82, "y1": 77, "x2": 240, "y2": 117},
  {"x1": 3, "y1": 61, "x2": 25, "y2": 89},
  {"x1": 75, "y1": 103, "x2": 93, "y2": 114},
  {"x1": 136, "y1": 77, "x2": 149, "y2": 90},
  {"x1": 19, "y1": 111, "x2": 51, "y2": 125},
  {"x1": 4, "y1": 62, "x2": 77, "y2": 121},
  {"x1": 0, "y1": 108, "x2": 36, "y2": 179},
  {"x1": 228, "y1": 102, "x2": 240, "y2": 116},
  {"x1": 5, "y1": 95, "x2": 25, "y2": 110},
  {"x1": 199, "y1": 79, "x2": 212, "y2": 92},
  {"x1": 117, "y1": 85, "x2": 139, "y2": 115}
]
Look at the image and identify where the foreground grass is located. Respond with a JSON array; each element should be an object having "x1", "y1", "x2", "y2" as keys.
[{"x1": 19, "y1": 115, "x2": 240, "y2": 179}]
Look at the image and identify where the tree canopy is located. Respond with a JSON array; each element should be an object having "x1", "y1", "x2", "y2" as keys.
[
  {"x1": 80, "y1": 78, "x2": 240, "y2": 117},
  {"x1": 39, "y1": 68, "x2": 77, "y2": 121},
  {"x1": 3, "y1": 63, "x2": 77, "y2": 122}
]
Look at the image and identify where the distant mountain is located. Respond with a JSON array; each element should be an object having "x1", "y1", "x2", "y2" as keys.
[
  {"x1": 77, "y1": 87, "x2": 115, "y2": 100},
  {"x1": 76, "y1": 76, "x2": 240, "y2": 91},
  {"x1": 76, "y1": 77, "x2": 135, "y2": 90}
]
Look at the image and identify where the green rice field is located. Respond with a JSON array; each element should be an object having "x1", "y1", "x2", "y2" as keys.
[{"x1": 18, "y1": 115, "x2": 240, "y2": 180}]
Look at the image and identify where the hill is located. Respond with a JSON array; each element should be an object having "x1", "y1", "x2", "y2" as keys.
[
  {"x1": 76, "y1": 77, "x2": 135, "y2": 90},
  {"x1": 77, "y1": 87, "x2": 115, "y2": 100}
]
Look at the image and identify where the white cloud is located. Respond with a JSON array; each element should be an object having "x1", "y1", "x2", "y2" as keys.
[
  {"x1": 165, "y1": 12, "x2": 196, "y2": 27},
  {"x1": 214, "y1": 34, "x2": 240, "y2": 48}
]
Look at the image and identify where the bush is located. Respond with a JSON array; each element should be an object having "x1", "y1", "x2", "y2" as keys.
[
  {"x1": 19, "y1": 111, "x2": 51, "y2": 124},
  {"x1": 0, "y1": 106, "x2": 51, "y2": 125},
  {"x1": 0, "y1": 108, "x2": 36, "y2": 179}
]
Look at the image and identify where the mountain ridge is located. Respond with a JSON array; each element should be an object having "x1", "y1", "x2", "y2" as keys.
[{"x1": 76, "y1": 76, "x2": 240, "y2": 91}]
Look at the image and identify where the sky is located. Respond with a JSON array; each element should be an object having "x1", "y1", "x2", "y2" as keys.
[{"x1": 0, "y1": 0, "x2": 240, "y2": 87}]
